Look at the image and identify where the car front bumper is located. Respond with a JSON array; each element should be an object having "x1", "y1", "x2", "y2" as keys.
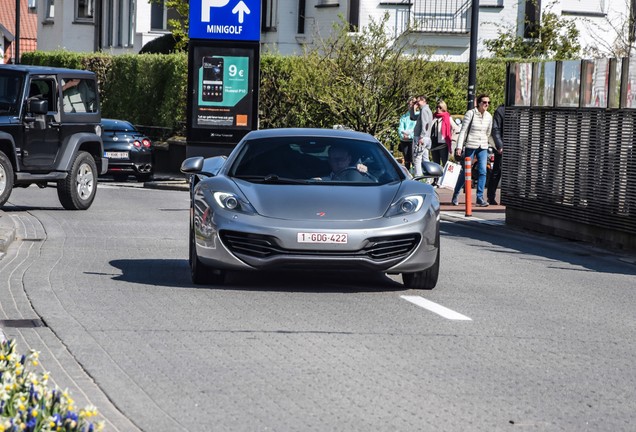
[{"x1": 194, "y1": 201, "x2": 440, "y2": 273}]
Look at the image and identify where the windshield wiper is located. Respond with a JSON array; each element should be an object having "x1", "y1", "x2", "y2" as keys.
[{"x1": 234, "y1": 174, "x2": 308, "y2": 184}]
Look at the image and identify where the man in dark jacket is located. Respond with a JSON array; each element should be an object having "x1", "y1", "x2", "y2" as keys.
[{"x1": 487, "y1": 104, "x2": 505, "y2": 205}]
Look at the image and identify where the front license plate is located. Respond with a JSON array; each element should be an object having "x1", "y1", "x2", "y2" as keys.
[
  {"x1": 105, "y1": 151, "x2": 129, "y2": 159},
  {"x1": 297, "y1": 232, "x2": 348, "y2": 244}
]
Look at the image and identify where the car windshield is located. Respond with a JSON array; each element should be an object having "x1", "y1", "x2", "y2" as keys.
[
  {"x1": 0, "y1": 71, "x2": 23, "y2": 115},
  {"x1": 102, "y1": 120, "x2": 136, "y2": 132},
  {"x1": 229, "y1": 136, "x2": 402, "y2": 185}
]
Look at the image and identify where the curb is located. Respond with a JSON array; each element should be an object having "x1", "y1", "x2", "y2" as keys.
[
  {"x1": 0, "y1": 212, "x2": 16, "y2": 254},
  {"x1": 142, "y1": 179, "x2": 189, "y2": 192}
]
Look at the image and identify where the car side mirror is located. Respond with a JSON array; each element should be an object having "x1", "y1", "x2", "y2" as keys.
[
  {"x1": 180, "y1": 156, "x2": 205, "y2": 174},
  {"x1": 414, "y1": 161, "x2": 443, "y2": 180},
  {"x1": 180, "y1": 155, "x2": 227, "y2": 178},
  {"x1": 28, "y1": 99, "x2": 48, "y2": 115}
]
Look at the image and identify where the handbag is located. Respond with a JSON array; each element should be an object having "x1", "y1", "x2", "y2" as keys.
[{"x1": 438, "y1": 160, "x2": 462, "y2": 190}]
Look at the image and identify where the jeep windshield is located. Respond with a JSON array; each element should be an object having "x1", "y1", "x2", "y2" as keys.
[{"x1": 0, "y1": 71, "x2": 23, "y2": 115}]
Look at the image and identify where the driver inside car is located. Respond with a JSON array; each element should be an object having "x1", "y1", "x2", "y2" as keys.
[{"x1": 318, "y1": 144, "x2": 369, "y2": 181}]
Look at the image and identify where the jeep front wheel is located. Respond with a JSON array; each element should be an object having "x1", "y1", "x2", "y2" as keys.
[
  {"x1": 0, "y1": 151, "x2": 14, "y2": 208},
  {"x1": 57, "y1": 151, "x2": 98, "y2": 210}
]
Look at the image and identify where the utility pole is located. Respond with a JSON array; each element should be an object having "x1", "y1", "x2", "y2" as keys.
[
  {"x1": 467, "y1": 0, "x2": 479, "y2": 110},
  {"x1": 630, "y1": 0, "x2": 636, "y2": 58},
  {"x1": 14, "y1": 0, "x2": 20, "y2": 64}
]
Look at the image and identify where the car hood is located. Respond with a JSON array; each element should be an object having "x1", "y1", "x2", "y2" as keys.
[{"x1": 234, "y1": 180, "x2": 401, "y2": 220}]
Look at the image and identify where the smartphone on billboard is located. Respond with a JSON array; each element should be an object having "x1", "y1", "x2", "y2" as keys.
[{"x1": 202, "y1": 56, "x2": 224, "y2": 102}]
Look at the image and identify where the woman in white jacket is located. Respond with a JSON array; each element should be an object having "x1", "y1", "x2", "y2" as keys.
[{"x1": 451, "y1": 94, "x2": 493, "y2": 207}]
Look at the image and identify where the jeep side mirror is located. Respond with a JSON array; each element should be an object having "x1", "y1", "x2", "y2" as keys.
[{"x1": 28, "y1": 99, "x2": 48, "y2": 115}]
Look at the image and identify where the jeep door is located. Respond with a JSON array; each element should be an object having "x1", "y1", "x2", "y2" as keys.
[{"x1": 22, "y1": 76, "x2": 61, "y2": 168}]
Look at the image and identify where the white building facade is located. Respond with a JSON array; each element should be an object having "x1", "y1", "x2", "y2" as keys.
[
  {"x1": 35, "y1": 0, "x2": 178, "y2": 53},
  {"x1": 261, "y1": 0, "x2": 632, "y2": 61},
  {"x1": 33, "y1": 0, "x2": 631, "y2": 59}
]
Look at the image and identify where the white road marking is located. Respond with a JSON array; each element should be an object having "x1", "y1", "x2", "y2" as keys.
[{"x1": 401, "y1": 295, "x2": 472, "y2": 321}]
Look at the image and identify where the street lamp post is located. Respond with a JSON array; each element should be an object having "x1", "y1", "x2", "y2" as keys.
[
  {"x1": 14, "y1": 0, "x2": 20, "y2": 64},
  {"x1": 467, "y1": 0, "x2": 479, "y2": 110}
]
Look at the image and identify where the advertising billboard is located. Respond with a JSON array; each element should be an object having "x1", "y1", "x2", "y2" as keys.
[{"x1": 187, "y1": 41, "x2": 259, "y2": 147}]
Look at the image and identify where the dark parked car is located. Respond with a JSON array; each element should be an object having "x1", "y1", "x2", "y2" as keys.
[{"x1": 101, "y1": 119, "x2": 153, "y2": 181}]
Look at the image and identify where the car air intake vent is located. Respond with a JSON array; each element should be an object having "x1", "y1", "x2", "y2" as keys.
[
  {"x1": 364, "y1": 234, "x2": 420, "y2": 259},
  {"x1": 220, "y1": 231, "x2": 420, "y2": 261},
  {"x1": 220, "y1": 231, "x2": 281, "y2": 257}
]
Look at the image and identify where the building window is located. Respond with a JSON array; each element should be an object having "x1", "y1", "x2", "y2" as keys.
[
  {"x1": 103, "y1": 0, "x2": 134, "y2": 47},
  {"x1": 151, "y1": 1, "x2": 166, "y2": 30},
  {"x1": 480, "y1": 0, "x2": 503, "y2": 6},
  {"x1": 411, "y1": 0, "x2": 471, "y2": 34},
  {"x1": 45, "y1": 0, "x2": 54, "y2": 20},
  {"x1": 261, "y1": 0, "x2": 277, "y2": 31},
  {"x1": 523, "y1": 0, "x2": 541, "y2": 39},
  {"x1": 76, "y1": 0, "x2": 94, "y2": 21},
  {"x1": 297, "y1": 0, "x2": 305, "y2": 34},
  {"x1": 151, "y1": 1, "x2": 180, "y2": 31},
  {"x1": 348, "y1": 0, "x2": 359, "y2": 31}
]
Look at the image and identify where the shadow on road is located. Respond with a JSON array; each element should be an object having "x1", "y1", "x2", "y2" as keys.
[
  {"x1": 106, "y1": 259, "x2": 408, "y2": 293},
  {"x1": 441, "y1": 220, "x2": 636, "y2": 277}
]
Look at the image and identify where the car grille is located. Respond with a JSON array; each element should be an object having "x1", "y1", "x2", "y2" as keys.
[{"x1": 219, "y1": 230, "x2": 420, "y2": 261}]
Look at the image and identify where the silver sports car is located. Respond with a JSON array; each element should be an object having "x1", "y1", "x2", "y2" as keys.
[{"x1": 181, "y1": 128, "x2": 443, "y2": 289}]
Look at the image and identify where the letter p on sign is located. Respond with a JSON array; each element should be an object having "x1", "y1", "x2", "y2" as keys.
[{"x1": 201, "y1": 0, "x2": 231, "y2": 22}]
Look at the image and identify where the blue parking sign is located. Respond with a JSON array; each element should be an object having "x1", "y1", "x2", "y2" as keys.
[{"x1": 189, "y1": 0, "x2": 261, "y2": 41}]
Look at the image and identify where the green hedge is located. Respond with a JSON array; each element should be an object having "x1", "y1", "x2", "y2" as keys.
[{"x1": 21, "y1": 51, "x2": 508, "y2": 141}]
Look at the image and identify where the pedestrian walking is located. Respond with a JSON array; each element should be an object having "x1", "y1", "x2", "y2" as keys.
[
  {"x1": 451, "y1": 94, "x2": 493, "y2": 207},
  {"x1": 487, "y1": 104, "x2": 504, "y2": 205},
  {"x1": 409, "y1": 95, "x2": 433, "y2": 177},
  {"x1": 430, "y1": 100, "x2": 459, "y2": 185},
  {"x1": 398, "y1": 98, "x2": 417, "y2": 172}
]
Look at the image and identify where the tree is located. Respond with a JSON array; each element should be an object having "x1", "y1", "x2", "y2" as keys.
[
  {"x1": 292, "y1": 13, "x2": 426, "y2": 145},
  {"x1": 484, "y1": 2, "x2": 581, "y2": 59},
  {"x1": 580, "y1": 0, "x2": 635, "y2": 58},
  {"x1": 148, "y1": 0, "x2": 189, "y2": 52}
]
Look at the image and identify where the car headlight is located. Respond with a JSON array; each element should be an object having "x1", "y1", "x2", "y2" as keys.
[
  {"x1": 212, "y1": 192, "x2": 256, "y2": 214},
  {"x1": 385, "y1": 195, "x2": 425, "y2": 217}
]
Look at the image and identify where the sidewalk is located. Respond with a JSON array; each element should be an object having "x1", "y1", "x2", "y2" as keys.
[{"x1": 436, "y1": 184, "x2": 505, "y2": 223}]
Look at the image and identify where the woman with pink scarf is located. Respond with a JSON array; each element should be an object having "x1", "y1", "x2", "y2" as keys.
[{"x1": 430, "y1": 100, "x2": 459, "y2": 185}]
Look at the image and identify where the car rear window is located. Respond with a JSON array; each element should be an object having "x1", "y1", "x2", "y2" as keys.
[{"x1": 102, "y1": 120, "x2": 136, "y2": 132}]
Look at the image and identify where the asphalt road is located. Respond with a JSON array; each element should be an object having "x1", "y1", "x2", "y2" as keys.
[{"x1": 1, "y1": 183, "x2": 636, "y2": 431}]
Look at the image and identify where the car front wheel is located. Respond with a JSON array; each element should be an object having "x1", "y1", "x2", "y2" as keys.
[
  {"x1": 0, "y1": 151, "x2": 15, "y2": 208},
  {"x1": 57, "y1": 151, "x2": 98, "y2": 210},
  {"x1": 190, "y1": 228, "x2": 225, "y2": 285},
  {"x1": 402, "y1": 242, "x2": 440, "y2": 290}
]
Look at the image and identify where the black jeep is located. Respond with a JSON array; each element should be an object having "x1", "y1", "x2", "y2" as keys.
[{"x1": 0, "y1": 65, "x2": 107, "y2": 210}]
